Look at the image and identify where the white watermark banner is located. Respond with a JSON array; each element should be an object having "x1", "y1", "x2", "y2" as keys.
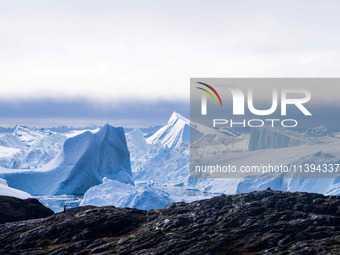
[{"x1": 190, "y1": 78, "x2": 340, "y2": 178}]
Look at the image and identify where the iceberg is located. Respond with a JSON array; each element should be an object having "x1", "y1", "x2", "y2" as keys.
[
  {"x1": 189, "y1": 140, "x2": 340, "y2": 195},
  {"x1": 0, "y1": 125, "x2": 66, "y2": 169},
  {"x1": 0, "y1": 146, "x2": 21, "y2": 168},
  {"x1": 126, "y1": 114, "x2": 190, "y2": 186},
  {"x1": 132, "y1": 144, "x2": 190, "y2": 186},
  {"x1": 147, "y1": 112, "x2": 190, "y2": 149},
  {"x1": 0, "y1": 177, "x2": 31, "y2": 199},
  {"x1": 0, "y1": 124, "x2": 133, "y2": 195},
  {"x1": 126, "y1": 128, "x2": 150, "y2": 158},
  {"x1": 81, "y1": 178, "x2": 175, "y2": 210},
  {"x1": 305, "y1": 125, "x2": 334, "y2": 137},
  {"x1": 0, "y1": 134, "x2": 26, "y2": 149},
  {"x1": 248, "y1": 127, "x2": 306, "y2": 151}
]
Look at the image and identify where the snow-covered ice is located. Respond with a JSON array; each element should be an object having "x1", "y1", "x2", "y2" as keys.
[{"x1": 0, "y1": 125, "x2": 66, "y2": 169}]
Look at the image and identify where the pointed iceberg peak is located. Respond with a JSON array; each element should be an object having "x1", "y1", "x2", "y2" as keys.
[
  {"x1": 99, "y1": 123, "x2": 112, "y2": 132},
  {"x1": 147, "y1": 112, "x2": 190, "y2": 149},
  {"x1": 102, "y1": 123, "x2": 111, "y2": 128},
  {"x1": 129, "y1": 127, "x2": 145, "y2": 137},
  {"x1": 168, "y1": 111, "x2": 189, "y2": 125},
  {"x1": 96, "y1": 123, "x2": 125, "y2": 138}
]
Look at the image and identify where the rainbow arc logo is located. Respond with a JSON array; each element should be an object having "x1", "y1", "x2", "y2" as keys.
[{"x1": 196, "y1": 82, "x2": 222, "y2": 106}]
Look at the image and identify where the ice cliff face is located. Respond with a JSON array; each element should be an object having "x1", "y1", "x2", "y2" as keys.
[
  {"x1": 53, "y1": 124, "x2": 133, "y2": 195},
  {"x1": 248, "y1": 127, "x2": 306, "y2": 151},
  {"x1": 0, "y1": 124, "x2": 133, "y2": 195}
]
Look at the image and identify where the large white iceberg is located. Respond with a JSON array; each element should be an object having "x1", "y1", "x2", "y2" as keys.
[
  {"x1": 0, "y1": 124, "x2": 133, "y2": 195},
  {"x1": 127, "y1": 115, "x2": 190, "y2": 186},
  {"x1": 147, "y1": 112, "x2": 190, "y2": 149},
  {"x1": 81, "y1": 178, "x2": 174, "y2": 210}
]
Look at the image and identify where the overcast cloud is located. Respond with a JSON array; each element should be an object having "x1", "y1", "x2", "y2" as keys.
[{"x1": 0, "y1": 0, "x2": 339, "y2": 126}]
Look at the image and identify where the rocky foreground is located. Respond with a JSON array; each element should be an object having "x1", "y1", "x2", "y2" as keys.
[
  {"x1": 0, "y1": 189, "x2": 339, "y2": 254},
  {"x1": 0, "y1": 196, "x2": 53, "y2": 224}
]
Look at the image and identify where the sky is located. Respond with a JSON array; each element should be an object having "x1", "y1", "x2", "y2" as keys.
[{"x1": 1, "y1": 0, "x2": 340, "y2": 127}]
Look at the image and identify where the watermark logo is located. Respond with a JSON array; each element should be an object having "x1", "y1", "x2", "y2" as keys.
[
  {"x1": 190, "y1": 78, "x2": 339, "y2": 179},
  {"x1": 196, "y1": 82, "x2": 222, "y2": 115},
  {"x1": 197, "y1": 83, "x2": 312, "y2": 117},
  {"x1": 195, "y1": 80, "x2": 312, "y2": 128}
]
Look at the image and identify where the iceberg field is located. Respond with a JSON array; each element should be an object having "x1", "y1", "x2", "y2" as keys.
[{"x1": 0, "y1": 112, "x2": 339, "y2": 211}]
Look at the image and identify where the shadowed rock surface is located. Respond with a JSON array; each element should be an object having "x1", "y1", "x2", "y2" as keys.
[
  {"x1": 0, "y1": 196, "x2": 54, "y2": 224},
  {"x1": 0, "y1": 189, "x2": 339, "y2": 254}
]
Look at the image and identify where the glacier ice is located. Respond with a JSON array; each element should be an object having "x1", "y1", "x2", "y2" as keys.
[
  {"x1": 0, "y1": 124, "x2": 133, "y2": 195},
  {"x1": 0, "y1": 177, "x2": 31, "y2": 199},
  {"x1": 132, "y1": 144, "x2": 190, "y2": 186},
  {"x1": 0, "y1": 134, "x2": 26, "y2": 149},
  {"x1": 248, "y1": 127, "x2": 306, "y2": 151},
  {"x1": 126, "y1": 128, "x2": 150, "y2": 159},
  {"x1": 0, "y1": 146, "x2": 21, "y2": 168},
  {"x1": 126, "y1": 127, "x2": 189, "y2": 186},
  {"x1": 0, "y1": 125, "x2": 66, "y2": 169},
  {"x1": 147, "y1": 112, "x2": 190, "y2": 149},
  {"x1": 81, "y1": 178, "x2": 175, "y2": 210},
  {"x1": 188, "y1": 138, "x2": 340, "y2": 195},
  {"x1": 0, "y1": 111, "x2": 339, "y2": 212},
  {"x1": 306, "y1": 125, "x2": 334, "y2": 137}
]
